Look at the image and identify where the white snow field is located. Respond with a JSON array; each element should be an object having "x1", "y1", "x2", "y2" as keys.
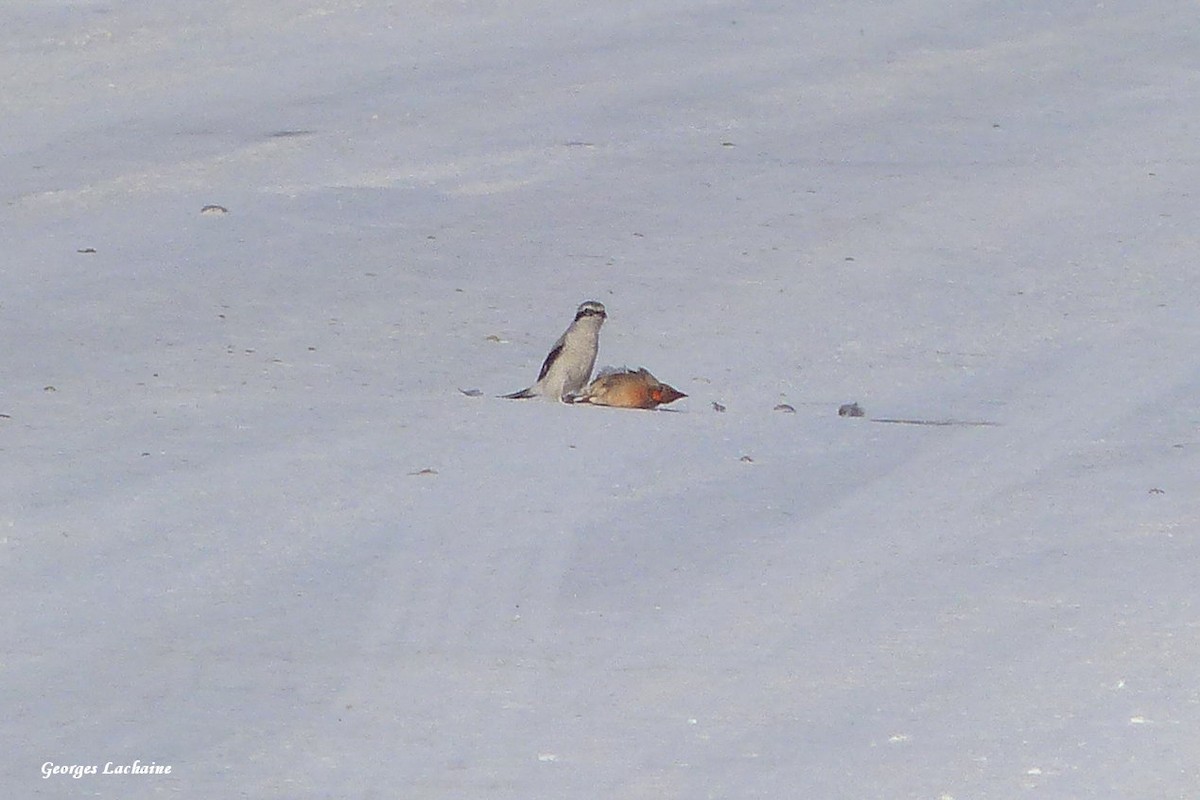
[{"x1": 4, "y1": 1, "x2": 1200, "y2": 797}]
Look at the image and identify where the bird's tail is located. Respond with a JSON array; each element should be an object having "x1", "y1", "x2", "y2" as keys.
[{"x1": 500, "y1": 387, "x2": 536, "y2": 399}]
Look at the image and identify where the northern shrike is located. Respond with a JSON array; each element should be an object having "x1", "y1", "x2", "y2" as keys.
[{"x1": 503, "y1": 301, "x2": 606, "y2": 401}]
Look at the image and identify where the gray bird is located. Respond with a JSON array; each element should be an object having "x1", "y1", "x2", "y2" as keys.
[{"x1": 503, "y1": 301, "x2": 607, "y2": 401}]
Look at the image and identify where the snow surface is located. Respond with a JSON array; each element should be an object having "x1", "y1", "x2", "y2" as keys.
[{"x1": 4, "y1": 1, "x2": 1200, "y2": 797}]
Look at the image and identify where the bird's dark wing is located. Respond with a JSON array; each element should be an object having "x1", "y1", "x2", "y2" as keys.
[{"x1": 536, "y1": 343, "x2": 563, "y2": 382}]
